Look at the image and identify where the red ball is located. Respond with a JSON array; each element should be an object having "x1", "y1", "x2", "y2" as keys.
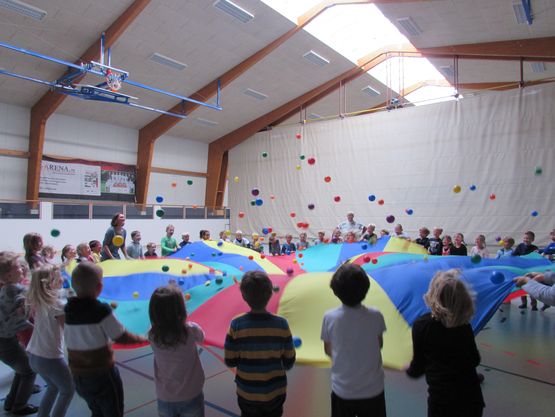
[
  {"x1": 248, "y1": 255, "x2": 254, "y2": 260},
  {"x1": 324, "y1": 176, "x2": 332, "y2": 183},
  {"x1": 268, "y1": 227, "x2": 273, "y2": 233},
  {"x1": 303, "y1": 223, "x2": 310, "y2": 229},
  {"x1": 371, "y1": 258, "x2": 378, "y2": 264},
  {"x1": 296, "y1": 133, "x2": 302, "y2": 139},
  {"x1": 260, "y1": 254, "x2": 265, "y2": 259},
  {"x1": 334, "y1": 196, "x2": 341, "y2": 202},
  {"x1": 363, "y1": 255, "x2": 371, "y2": 263},
  {"x1": 298, "y1": 253, "x2": 304, "y2": 258},
  {"x1": 297, "y1": 222, "x2": 303, "y2": 228},
  {"x1": 378, "y1": 199, "x2": 384, "y2": 205},
  {"x1": 307, "y1": 157, "x2": 316, "y2": 165},
  {"x1": 290, "y1": 212, "x2": 296, "y2": 218},
  {"x1": 238, "y1": 212, "x2": 245, "y2": 218},
  {"x1": 489, "y1": 193, "x2": 496, "y2": 200}
]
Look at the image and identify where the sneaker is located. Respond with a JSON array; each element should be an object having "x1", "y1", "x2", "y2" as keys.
[
  {"x1": 12, "y1": 405, "x2": 38, "y2": 415},
  {"x1": 518, "y1": 304, "x2": 527, "y2": 309},
  {"x1": 541, "y1": 305, "x2": 551, "y2": 312},
  {"x1": 531, "y1": 306, "x2": 538, "y2": 311}
]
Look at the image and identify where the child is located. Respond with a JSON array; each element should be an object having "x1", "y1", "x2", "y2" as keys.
[
  {"x1": 41, "y1": 245, "x2": 57, "y2": 264},
  {"x1": 297, "y1": 232, "x2": 309, "y2": 250},
  {"x1": 268, "y1": 234, "x2": 281, "y2": 256},
  {"x1": 512, "y1": 231, "x2": 540, "y2": 310},
  {"x1": 538, "y1": 229, "x2": 555, "y2": 261},
  {"x1": 442, "y1": 235, "x2": 453, "y2": 256},
  {"x1": 60, "y1": 245, "x2": 76, "y2": 266},
  {"x1": 199, "y1": 230, "x2": 211, "y2": 241},
  {"x1": 321, "y1": 264, "x2": 387, "y2": 417},
  {"x1": 344, "y1": 231, "x2": 357, "y2": 243},
  {"x1": 144, "y1": 242, "x2": 158, "y2": 258},
  {"x1": 315, "y1": 231, "x2": 326, "y2": 245},
  {"x1": 23, "y1": 233, "x2": 44, "y2": 270},
  {"x1": 450, "y1": 233, "x2": 467, "y2": 256},
  {"x1": 470, "y1": 235, "x2": 489, "y2": 259},
  {"x1": 393, "y1": 224, "x2": 410, "y2": 239},
  {"x1": 161, "y1": 225, "x2": 178, "y2": 256},
  {"x1": 218, "y1": 231, "x2": 229, "y2": 243},
  {"x1": 76, "y1": 242, "x2": 94, "y2": 263},
  {"x1": 179, "y1": 233, "x2": 191, "y2": 247},
  {"x1": 88, "y1": 240, "x2": 102, "y2": 263},
  {"x1": 225, "y1": 271, "x2": 295, "y2": 417},
  {"x1": 233, "y1": 230, "x2": 249, "y2": 248},
  {"x1": 415, "y1": 227, "x2": 430, "y2": 250},
  {"x1": 406, "y1": 270, "x2": 484, "y2": 417},
  {"x1": 331, "y1": 230, "x2": 344, "y2": 244},
  {"x1": 64, "y1": 262, "x2": 147, "y2": 417},
  {"x1": 251, "y1": 233, "x2": 263, "y2": 253},
  {"x1": 149, "y1": 285, "x2": 205, "y2": 417},
  {"x1": 379, "y1": 229, "x2": 389, "y2": 238},
  {"x1": 27, "y1": 264, "x2": 74, "y2": 417},
  {"x1": 360, "y1": 224, "x2": 377, "y2": 245},
  {"x1": 281, "y1": 234, "x2": 296, "y2": 253},
  {"x1": 496, "y1": 237, "x2": 515, "y2": 259},
  {"x1": 126, "y1": 231, "x2": 144, "y2": 260},
  {"x1": 0, "y1": 251, "x2": 38, "y2": 415},
  {"x1": 428, "y1": 227, "x2": 443, "y2": 256}
]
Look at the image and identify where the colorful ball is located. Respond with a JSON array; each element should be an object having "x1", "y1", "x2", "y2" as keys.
[
  {"x1": 161, "y1": 265, "x2": 169, "y2": 272},
  {"x1": 156, "y1": 195, "x2": 164, "y2": 203},
  {"x1": 308, "y1": 204, "x2": 315, "y2": 210},
  {"x1": 262, "y1": 228, "x2": 269, "y2": 235},
  {"x1": 378, "y1": 199, "x2": 384, "y2": 205},
  {"x1": 286, "y1": 268, "x2": 294, "y2": 276},
  {"x1": 490, "y1": 271, "x2": 505, "y2": 284},
  {"x1": 534, "y1": 166, "x2": 542, "y2": 176},
  {"x1": 171, "y1": 182, "x2": 177, "y2": 188},
  {"x1": 234, "y1": 176, "x2": 240, "y2": 183},
  {"x1": 238, "y1": 212, "x2": 245, "y2": 218},
  {"x1": 531, "y1": 210, "x2": 538, "y2": 217},
  {"x1": 293, "y1": 336, "x2": 302, "y2": 348},
  {"x1": 324, "y1": 176, "x2": 332, "y2": 183},
  {"x1": 405, "y1": 208, "x2": 414, "y2": 215},
  {"x1": 112, "y1": 235, "x2": 124, "y2": 247},
  {"x1": 270, "y1": 194, "x2": 276, "y2": 200},
  {"x1": 255, "y1": 198, "x2": 263, "y2": 206},
  {"x1": 489, "y1": 193, "x2": 496, "y2": 200},
  {"x1": 290, "y1": 212, "x2": 296, "y2": 218},
  {"x1": 363, "y1": 255, "x2": 371, "y2": 263},
  {"x1": 299, "y1": 154, "x2": 305, "y2": 160},
  {"x1": 251, "y1": 188, "x2": 260, "y2": 196},
  {"x1": 273, "y1": 286, "x2": 280, "y2": 293},
  {"x1": 132, "y1": 291, "x2": 139, "y2": 299},
  {"x1": 334, "y1": 196, "x2": 341, "y2": 202},
  {"x1": 469, "y1": 184, "x2": 477, "y2": 191},
  {"x1": 386, "y1": 215, "x2": 395, "y2": 224},
  {"x1": 296, "y1": 133, "x2": 302, "y2": 139},
  {"x1": 452, "y1": 185, "x2": 461, "y2": 193},
  {"x1": 217, "y1": 241, "x2": 223, "y2": 247},
  {"x1": 261, "y1": 151, "x2": 268, "y2": 158},
  {"x1": 470, "y1": 254, "x2": 481, "y2": 264},
  {"x1": 110, "y1": 301, "x2": 118, "y2": 309},
  {"x1": 250, "y1": 200, "x2": 256, "y2": 206},
  {"x1": 156, "y1": 209, "x2": 165, "y2": 218},
  {"x1": 185, "y1": 293, "x2": 191, "y2": 301},
  {"x1": 215, "y1": 278, "x2": 223, "y2": 285},
  {"x1": 307, "y1": 157, "x2": 316, "y2": 165},
  {"x1": 371, "y1": 258, "x2": 378, "y2": 264},
  {"x1": 50, "y1": 229, "x2": 60, "y2": 238},
  {"x1": 187, "y1": 180, "x2": 193, "y2": 185},
  {"x1": 295, "y1": 165, "x2": 301, "y2": 170},
  {"x1": 368, "y1": 195, "x2": 376, "y2": 202}
]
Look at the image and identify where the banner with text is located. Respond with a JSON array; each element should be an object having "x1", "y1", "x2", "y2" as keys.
[{"x1": 39, "y1": 156, "x2": 136, "y2": 202}]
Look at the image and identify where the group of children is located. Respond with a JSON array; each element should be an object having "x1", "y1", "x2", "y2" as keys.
[{"x1": 2, "y1": 233, "x2": 489, "y2": 417}]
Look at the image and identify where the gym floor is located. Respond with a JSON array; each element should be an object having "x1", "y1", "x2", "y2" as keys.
[{"x1": 1, "y1": 299, "x2": 553, "y2": 417}]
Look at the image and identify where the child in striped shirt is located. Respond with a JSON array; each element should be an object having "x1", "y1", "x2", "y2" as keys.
[{"x1": 224, "y1": 271, "x2": 296, "y2": 417}]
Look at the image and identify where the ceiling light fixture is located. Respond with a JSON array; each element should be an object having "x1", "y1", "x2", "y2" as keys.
[
  {"x1": 149, "y1": 53, "x2": 187, "y2": 71},
  {"x1": 361, "y1": 85, "x2": 381, "y2": 97},
  {"x1": 530, "y1": 61, "x2": 545, "y2": 73},
  {"x1": 243, "y1": 88, "x2": 268, "y2": 100},
  {"x1": 512, "y1": 1, "x2": 533, "y2": 25},
  {"x1": 396, "y1": 17, "x2": 422, "y2": 37},
  {"x1": 213, "y1": 0, "x2": 254, "y2": 23},
  {"x1": 194, "y1": 117, "x2": 219, "y2": 127},
  {"x1": 0, "y1": 0, "x2": 47, "y2": 21},
  {"x1": 302, "y1": 50, "x2": 330, "y2": 67}
]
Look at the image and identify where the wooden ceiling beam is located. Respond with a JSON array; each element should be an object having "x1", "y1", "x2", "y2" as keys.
[{"x1": 26, "y1": 0, "x2": 151, "y2": 202}]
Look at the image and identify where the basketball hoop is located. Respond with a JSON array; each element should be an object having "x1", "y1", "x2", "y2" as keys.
[{"x1": 105, "y1": 70, "x2": 122, "y2": 91}]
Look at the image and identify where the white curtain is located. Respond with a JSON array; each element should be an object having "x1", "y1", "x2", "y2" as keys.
[{"x1": 228, "y1": 83, "x2": 555, "y2": 247}]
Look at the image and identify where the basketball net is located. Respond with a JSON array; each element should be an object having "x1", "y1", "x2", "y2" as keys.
[{"x1": 105, "y1": 70, "x2": 122, "y2": 92}]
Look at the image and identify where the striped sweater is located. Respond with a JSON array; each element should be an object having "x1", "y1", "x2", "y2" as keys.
[{"x1": 224, "y1": 312, "x2": 296, "y2": 403}]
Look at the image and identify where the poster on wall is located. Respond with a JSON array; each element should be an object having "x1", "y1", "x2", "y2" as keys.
[{"x1": 39, "y1": 156, "x2": 136, "y2": 202}]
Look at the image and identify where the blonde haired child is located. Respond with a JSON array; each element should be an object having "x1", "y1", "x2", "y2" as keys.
[{"x1": 27, "y1": 264, "x2": 75, "y2": 417}]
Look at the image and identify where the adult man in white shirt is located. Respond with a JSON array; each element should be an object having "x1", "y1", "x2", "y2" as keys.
[{"x1": 335, "y1": 212, "x2": 365, "y2": 239}]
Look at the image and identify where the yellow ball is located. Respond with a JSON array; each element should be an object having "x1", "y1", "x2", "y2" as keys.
[
  {"x1": 452, "y1": 185, "x2": 461, "y2": 194},
  {"x1": 498, "y1": 240, "x2": 505, "y2": 246},
  {"x1": 296, "y1": 165, "x2": 301, "y2": 171},
  {"x1": 225, "y1": 230, "x2": 232, "y2": 236},
  {"x1": 132, "y1": 291, "x2": 139, "y2": 299},
  {"x1": 112, "y1": 235, "x2": 124, "y2": 247},
  {"x1": 234, "y1": 176, "x2": 240, "y2": 183}
]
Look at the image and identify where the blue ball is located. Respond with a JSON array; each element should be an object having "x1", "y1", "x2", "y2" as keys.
[
  {"x1": 405, "y1": 208, "x2": 414, "y2": 215},
  {"x1": 293, "y1": 336, "x2": 302, "y2": 348},
  {"x1": 156, "y1": 195, "x2": 164, "y2": 203},
  {"x1": 255, "y1": 198, "x2": 263, "y2": 206},
  {"x1": 262, "y1": 228, "x2": 269, "y2": 235},
  {"x1": 361, "y1": 244, "x2": 368, "y2": 250},
  {"x1": 469, "y1": 185, "x2": 477, "y2": 191},
  {"x1": 368, "y1": 194, "x2": 376, "y2": 202},
  {"x1": 490, "y1": 271, "x2": 505, "y2": 284},
  {"x1": 531, "y1": 210, "x2": 538, "y2": 217},
  {"x1": 285, "y1": 250, "x2": 291, "y2": 256},
  {"x1": 217, "y1": 241, "x2": 223, "y2": 246},
  {"x1": 62, "y1": 279, "x2": 70, "y2": 289}
]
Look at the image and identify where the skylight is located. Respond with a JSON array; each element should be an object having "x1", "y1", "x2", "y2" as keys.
[{"x1": 261, "y1": 0, "x2": 455, "y2": 109}]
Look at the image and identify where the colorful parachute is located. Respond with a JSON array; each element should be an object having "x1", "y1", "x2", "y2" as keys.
[{"x1": 71, "y1": 237, "x2": 551, "y2": 369}]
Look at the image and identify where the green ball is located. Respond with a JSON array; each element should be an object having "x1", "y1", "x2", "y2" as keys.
[
  {"x1": 262, "y1": 152, "x2": 268, "y2": 158},
  {"x1": 187, "y1": 179, "x2": 193, "y2": 185},
  {"x1": 162, "y1": 265, "x2": 170, "y2": 272},
  {"x1": 250, "y1": 200, "x2": 256, "y2": 206},
  {"x1": 156, "y1": 209, "x2": 165, "y2": 218},
  {"x1": 215, "y1": 277, "x2": 223, "y2": 285},
  {"x1": 273, "y1": 285, "x2": 280, "y2": 293},
  {"x1": 471, "y1": 254, "x2": 481, "y2": 264},
  {"x1": 50, "y1": 229, "x2": 60, "y2": 237},
  {"x1": 299, "y1": 154, "x2": 305, "y2": 160},
  {"x1": 534, "y1": 166, "x2": 542, "y2": 176}
]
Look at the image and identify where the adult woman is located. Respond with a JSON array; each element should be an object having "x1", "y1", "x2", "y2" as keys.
[{"x1": 100, "y1": 213, "x2": 129, "y2": 260}]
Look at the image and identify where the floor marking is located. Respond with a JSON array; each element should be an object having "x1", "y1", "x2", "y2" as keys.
[
  {"x1": 479, "y1": 364, "x2": 555, "y2": 386},
  {"x1": 121, "y1": 351, "x2": 154, "y2": 364}
]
